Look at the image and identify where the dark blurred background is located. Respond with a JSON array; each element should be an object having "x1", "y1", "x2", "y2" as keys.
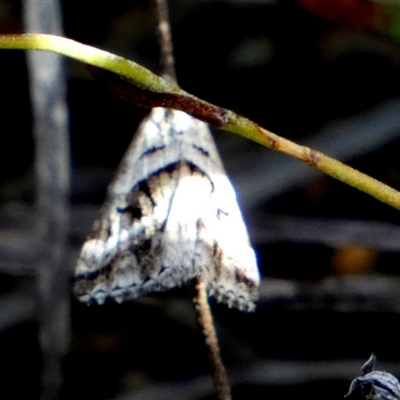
[{"x1": 1, "y1": 1, "x2": 400, "y2": 399}]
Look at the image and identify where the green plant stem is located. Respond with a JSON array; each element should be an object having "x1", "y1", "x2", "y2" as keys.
[
  {"x1": 0, "y1": 33, "x2": 400, "y2": 210},
  {"x1": 0, "y1": 34, "x2": 185, "y2": 96},
  {"x1": 224, "y1": 113, "x2": 400, "y2": 211}
]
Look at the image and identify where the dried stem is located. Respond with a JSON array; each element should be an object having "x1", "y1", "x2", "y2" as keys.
[
  {"x1": 154, "y1": 0, "x2": 176, "y2": 82},
  {"x1": 21, "y1": 3, "x2": 70, "y2": 400},
  {"x1": 193, "y1": 279, "x2": 232, "y2": 400},
  {"x1": 153, "y1": 2, "x2": 232, "y2": 397}
]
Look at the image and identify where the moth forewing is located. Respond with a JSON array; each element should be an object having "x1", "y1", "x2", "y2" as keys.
[{"x1": 74, "y1": 108, "x2": 259, "y2": 311}]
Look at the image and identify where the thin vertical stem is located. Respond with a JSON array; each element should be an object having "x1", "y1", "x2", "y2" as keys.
[
  {"x1": 154, "y1": 0, "x2": 177, "y2": 82},
  {"x1": 154, "y1": 1, "x2": 232, "y2": 397},
  {"x1": 193, "y1": 279, "x2": 232, "y2": 400},
  {"x1": 22, "y1": 1, "x2": 70, "y2": 399}
]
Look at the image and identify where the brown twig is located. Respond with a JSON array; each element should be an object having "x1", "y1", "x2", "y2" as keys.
[
  {"x1": 154, "y1": 0, "x2": 176, "y2": 83},
  {"x1": 153, "y1": 2, "x2": 233, "y2": 398},
  {"x1": 192, "y1": 279, "x2": 232, "y2": 400}
]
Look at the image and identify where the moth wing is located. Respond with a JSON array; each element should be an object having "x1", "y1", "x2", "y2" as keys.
[
  {"x1": 74, "y1": 108, "x2": 184, "y2": 303},
  {"x1": 183, "y1": 115, "x2": 259, "y2": 311}
]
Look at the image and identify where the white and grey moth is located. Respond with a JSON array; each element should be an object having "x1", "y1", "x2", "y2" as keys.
[{"x1": 74, "y1": 107, "x2": 259, "y2": 311}]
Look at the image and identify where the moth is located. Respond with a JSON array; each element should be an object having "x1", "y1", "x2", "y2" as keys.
[{"x1": 74, "y1": 106, "x2": 259, "y2": 311}]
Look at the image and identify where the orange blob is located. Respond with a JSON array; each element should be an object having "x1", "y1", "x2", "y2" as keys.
[{"x1": 331, "y1": 246, "x2": 378, "y2": 275}]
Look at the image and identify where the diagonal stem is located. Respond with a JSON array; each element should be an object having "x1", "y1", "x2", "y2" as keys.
[{"x1": 0, "y1": 34, "x2": 400, "y2": 211}]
